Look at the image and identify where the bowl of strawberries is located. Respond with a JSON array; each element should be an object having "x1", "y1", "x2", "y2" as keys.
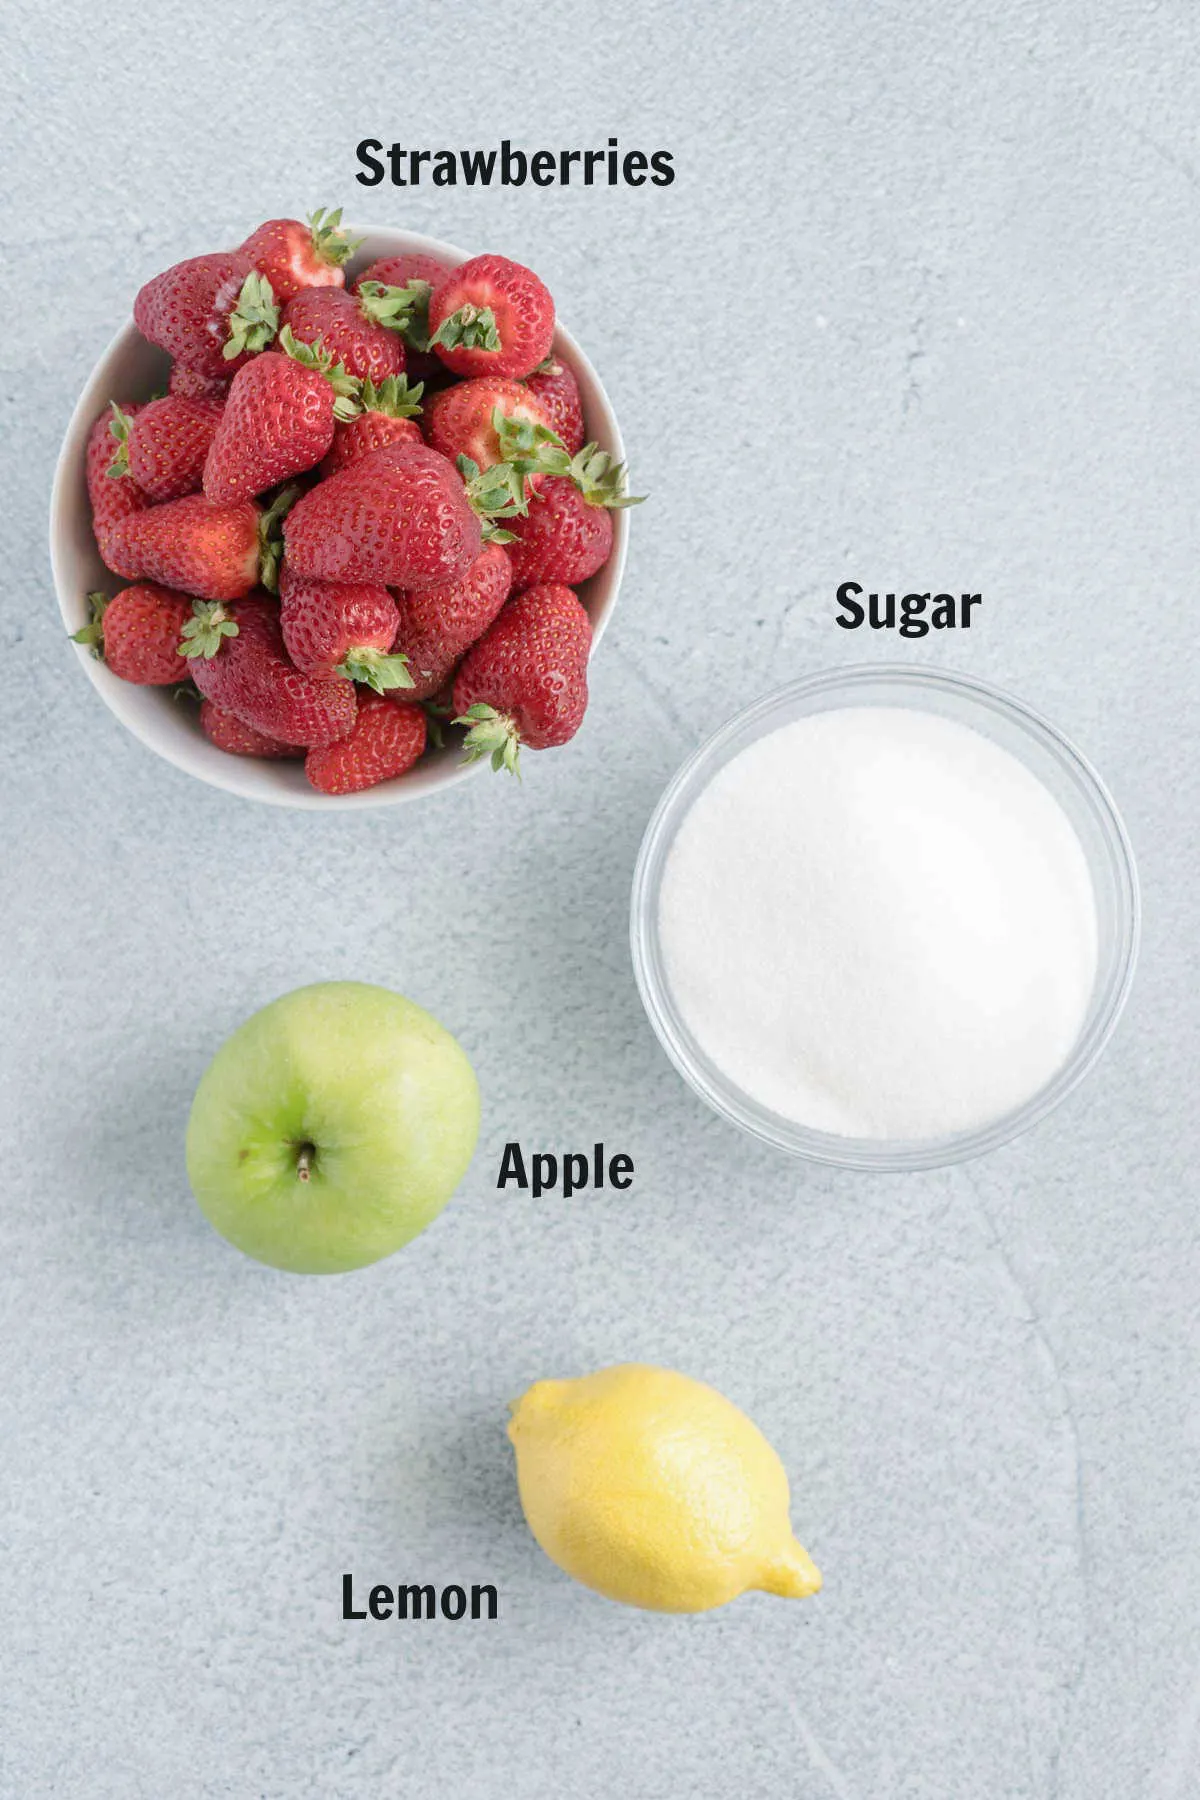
[{"x1": 50, "y1": 210, "x2": 638, "y2": 804}]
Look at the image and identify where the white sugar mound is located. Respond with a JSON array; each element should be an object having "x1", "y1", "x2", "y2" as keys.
[{"x1": 658, "y1": 706, "x2": 1098, "y2": 1141}]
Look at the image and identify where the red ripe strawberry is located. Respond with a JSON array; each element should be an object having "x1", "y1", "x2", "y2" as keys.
[
  {"x1": 199, "y1": 699, "x2": 301, "y2": 759},
  {"x1": 305, "y1": 690, "x2": 427, "y2": 794},
  {"x1": 187, "y1": 594, "x2": 356, "y2": 746},
  {"x1": 134, "y1": 253, "x2": 279, "y2": 378},
  {"x1": 524, "y1": 356, "x2": 585, "y2": 454},
  {"x1": 278, "y1": 567, "x2": 410, "y2": 692},
  {"x1": 506, "y1": 477, "x2": 612, "y2": 587},
  {"x1": 321, "y1": 375, "x2": 423, "y2": 477},
  {"x1": 71, "y1": 583, "x2": 194, "y2": 685},
  {"x1": 426, "y1": 377, "x2": 555, "y2": 474},
  {"x1": 102, "y1": 494, "x2": 263, "y2": 602},
  {"x1": 169, "y1": 361, "x2": 230, "y2": 402},
  {"x1": 353, "y1": 255, "x2": 449, "y2": 382},
  {"x1": 282, "y1": 287, "x2": 408, "y2": 386},
  {"x1": 283, "y1": 441, "x2": 481, "y2": 589},
  {"x1": 202, "y1": 332, "x2": 360, "y2": 504},
  {"x1": 428, "y1": 254, "x2": 555, "y2": 380},
  {"x1": 87, "y1": 405, "x2": 151, "y2": 550},
  {"x1": 453, "y1": 583, "x2": 592, "y2": 773},
  {"x1": 391, "y1": 543, "x2": 512, "y2": 700},
  {"x1": 108, "y1": 396, "x2": 223, "y2": 502},
  {"x1": 504, "y1": 444, "x2": 642, "y2": 587},
  {"x1": 354, "y1": 252, "x2": 450, "y2": 293},
  {"x1": 240, "y1": 208, "x2": 358, "y2": 304}
]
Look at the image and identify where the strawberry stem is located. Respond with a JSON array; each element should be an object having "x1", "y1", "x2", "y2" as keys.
[
  {"x1": 564, "y1": 441, "x2": 646, "y2": 508},
  {"x1": 454, "y1": 702, "x2": 522, "y2": 777},
  {"x1": 179, "y1": 601, "x2": 239, "y2": 660},
  {"x1": 223, "y1": 271, "x2": 280, "y2": 361},
  {"x1": 357, "y1": 279, "x2": 434, "y2": 350},
  {"x1": 430, "y1": 303, "x2": 501, "y2": 356},
  {"x1": 106, "y1": 404, "x2": 133, "y2": 479},
  {"x1": 359, "y1": 373, "x2": 423, "y2": 419},
  {"x1": 277, "y1": 325, "x2": 362, "y2": 419},
  {"x1": 455, "y1": 454, "x2": 528, "y2": 535},
  {"x1": 306, "y1": 206, "x2": 362, "y2": 269},
  {"x1": 72, "y1": 591, "x2": 110, "y2": 655},
  {"x1": 493, "y1": 409, "x2": 573, "y2": 481},
  {"x1": 259, "y1": 482, "x2": 304, "y2": 592},
  {"x1": 336, "y1": 647, "x2": 415, "y2": 694}
]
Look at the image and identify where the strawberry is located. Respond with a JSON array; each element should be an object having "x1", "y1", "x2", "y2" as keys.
[
  {"x1": 71, "y1": 584, "x2": 194, "y2": 685},
  {"x1": 426, "y1": 377, "x2": 555, "y2": 475},
  {"x1": 453, "y1": 583, "x2": 592, "y2": 773},
  {"x1": 305, "y1": 690, "x2": 427, "y2": 794},
  {"x1": 240, "y1": 208, "x2": 359, "y2": 304},
  {"x1": 134, "y1": 253, "x2": 279, "y2": 378},
  {"x1": 391, "y1": 543, "x2": 512, "y2": 700},
  {"x1": 354, "y1": 252, "x2": 450, "y2": 294},
  {"x1": 169, "y1": 362, "x2": 230, "y2": 402},
  {"x1": 428, "y1": 254, "x2": 555, "y2": 380},
  {"x1": 87, "y1": 405, "x2": 151, "y2": 551},
  {"x1": 108, "y1": 396, "x2": 223, "y2": 502},
  {"x1": 202, "y1": 330, "x2": 360, "y2": 504},
  {"x1": 187, "y1": 594, "x2": 356, "y2": 746},
  {"x1": 101, "y1": 493, "x2": 269, "y2": 602},
  {"x1": 282, "y1": 286, "x2": 412, "y2": 386},
  {"x1": 505, "y1": 445, "x2": 642, "y2": 588},
  {"x1": 321, "y1": 375, "x2": 423, "y2": 477},
  {"x1": 278, "y1": 567, "x2": 411, "y2": 692},
  {"x1": 504, "y1": 477, "x2": 612, "y2": 587},
  {"x1": 199, "y1": 699, "x2": 301, "y2": 759},
  {"x1": 283, "y1": 441, "x2": 482, "y2": 589},
  {"x1": 524, "y1": 356, "x2": 585, "y2": 454},
  {"x1": 354, "y1": 255, "x2": 450, "y2": 381}
]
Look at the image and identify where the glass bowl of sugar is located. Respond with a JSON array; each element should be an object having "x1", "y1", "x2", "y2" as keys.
[{"x1": 630, "y1": 664, "x2": 1139, "y2": 1171}]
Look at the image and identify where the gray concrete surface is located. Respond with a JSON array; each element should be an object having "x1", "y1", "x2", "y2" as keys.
[{"x1": 3, "y1": 1, "x2": 1199, "y2": 1795}]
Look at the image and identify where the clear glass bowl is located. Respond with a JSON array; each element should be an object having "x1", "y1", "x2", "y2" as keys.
[{"x1": 630, "y1": 664, "x2": 1140, "y2": 1171}]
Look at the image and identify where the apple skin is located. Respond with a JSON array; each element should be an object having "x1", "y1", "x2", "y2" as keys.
[{"x1": 185, "y1": 981, "x2": 480, "y2": 1274}]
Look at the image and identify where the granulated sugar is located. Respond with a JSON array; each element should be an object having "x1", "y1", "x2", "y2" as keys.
[{"x1": 658, "y1": 706, "x2": 1098, "y2": 1141}]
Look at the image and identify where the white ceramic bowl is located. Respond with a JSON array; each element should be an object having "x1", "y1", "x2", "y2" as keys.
[
  {"x1": 631, "y1": 665, "x2": 1140, "y2": 1170},
  {"x1": 49, "y1": 227, "x2": 629, "y2": 809}
]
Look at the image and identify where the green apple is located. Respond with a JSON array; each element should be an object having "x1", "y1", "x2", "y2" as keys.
[{"x1": 186, "y1": 981, "x2": 480, "y2": 1274}]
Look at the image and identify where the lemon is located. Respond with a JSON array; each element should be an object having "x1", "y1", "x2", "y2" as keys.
[{"x1": 507, "y1": 1362, "x2": 822, "y2": 1613}]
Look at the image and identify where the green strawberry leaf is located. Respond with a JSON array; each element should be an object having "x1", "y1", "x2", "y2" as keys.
[
  {"x1": 457, "y1": 453, "x2": 533, "y2": 525},
  {"x1": 224, "y1": 271, "x2": 280, "y2": 361},
  {"x1": 258, "y1": 481, "x2": 304, "y2": 593},
  {"x1": 565, "y1": 440, "x2": 646, "y2": 508},
  {"x1": 357, "y1": 279, "x2": 434, "y2": 352},
  {"x1": 277, "y1": 325, "x2": 362, "y2": 418},
  {"x1": 493, "y1": 408, "x2": 573, "y2": 480},
  {"x1": 72, "y1": 591, "x2": 110, "y2": 655},
  {"x1": 179, "y1": 601, "x2": 239, "y2": 660},
  {"x1": 453, "y1": 702, "x2": 522, "y2": 777},
  {"x1": 306, "y1": 206, "x2": 363, "y2": 269},
  {"x1": 359, "y1": 373, "x2": 424, "y2": 419},
  {"x1": 429, "y1": 303, "x2": 501, "y2": 356},
  {"x1": 336, "y1": 647, "x2": 415, "y2": 693},
  {"x1": 277, "y1": 322, "x2": 321, "y2": 369},
  {"x1": 106, "y1": 404, "x2": 133, "y2": 479}
]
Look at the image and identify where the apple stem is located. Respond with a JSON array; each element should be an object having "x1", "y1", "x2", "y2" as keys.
[{"x1": 295, "y1": 1143, "x2": 316, "y2": 1182}]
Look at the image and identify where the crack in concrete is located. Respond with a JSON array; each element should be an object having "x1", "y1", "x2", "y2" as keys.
[
  {"x1": 620, "y1": 643, "x2": 693, "y2": 744},
  {"x1": 961, "y1": 1166, "x2": 1091, "y2": 1800}
]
